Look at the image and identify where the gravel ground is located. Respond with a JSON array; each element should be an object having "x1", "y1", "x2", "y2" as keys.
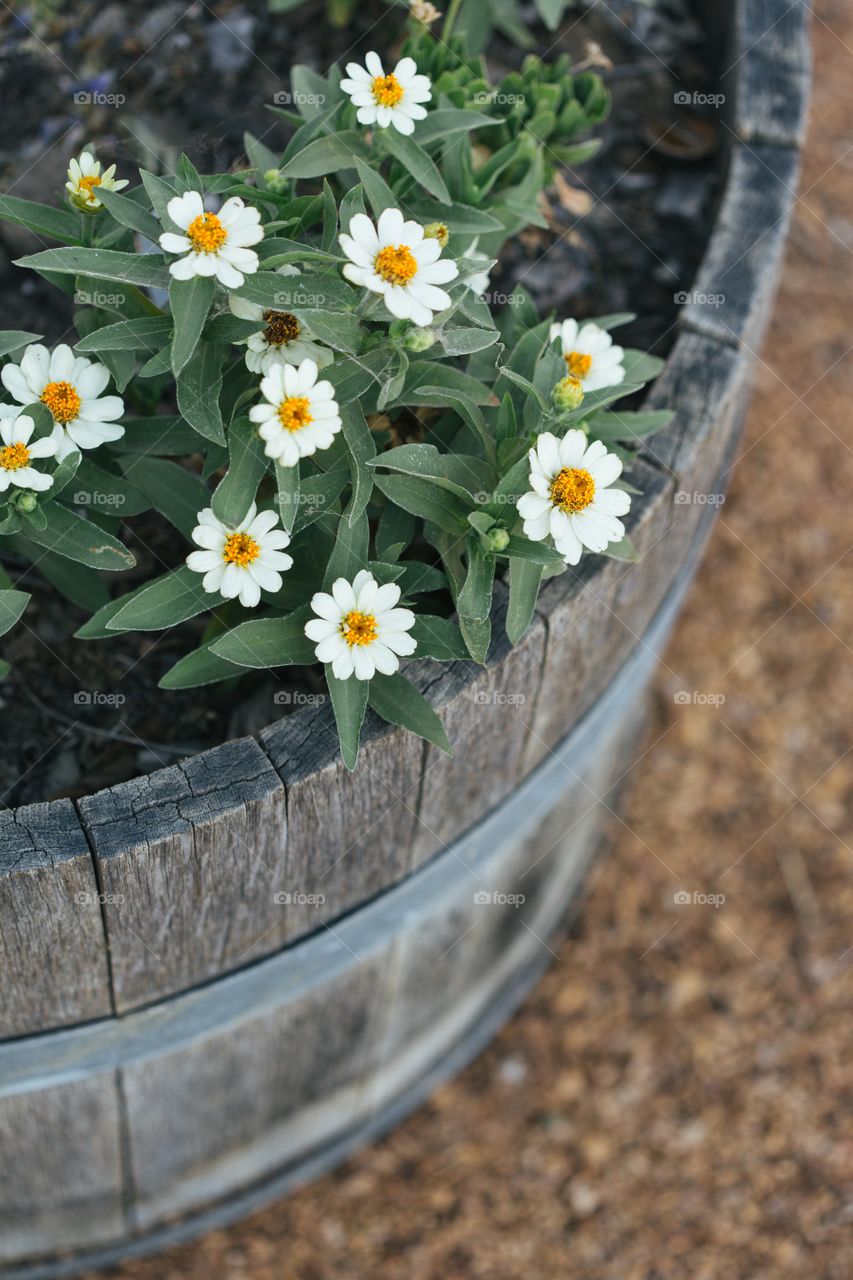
[{"x1": 86, "y1": 3, "x2": 852, "y2": 1278}]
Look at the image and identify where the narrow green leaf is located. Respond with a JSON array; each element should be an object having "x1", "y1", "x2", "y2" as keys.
[
  {"x1": 340, "y1": 402, "x2": 375, "y2": 526},
  {"x1": 170, "y1": 275, "x2": 215, "y2": 375},
  {"x1": 0, "y1": 195, "x2": 80, "y2": 242},
  {"x1": 25, "y1": 504, "x2": 135, "y2": 571},
  {"x1": 411, "y1": 613, "x2": 468, "y2": 660},
  {"x1": 507, "y1": 558, "x2": 543, "y2": 645},
  {"x1": 14, "y1": 247, "x2": 170, "y2": 289},
  {"x1": 119, "y1": 456, "x2": 208, "y2": 536},
  {"x1": 96, "y1": 187, "x2": 162, "y2": 241},
  {"x1": 0, "y1": 589, "x2": 30, "y2": 639},
  {"x1": 75, "y1": 315, "x2": 171, "y2": 354},
  {"x1": 107, "y1": 566, "x2": 213, "y2": 632},
  {"x1": 368, "y1": 672, "x2": 451, "y2": 753},
  {"x1": 176, "y1": 340, "x2": 226, "y2": 445},
  {"x1": 210, "y1": 611, "x2": 314, "y2": 668},
  {"x1": 382, "y1": 129, "x2": 451, "y2": 203},
  {"x1": 212, "y1": 417, "x2": 269, "y2": 527},
  {"x1": 0, "y1": 330, "x2": 43, "y2": 359},
  {"x1": 327, "y1": 670, "x2": 368, "y2": 771},
  {"x1": 159, "y1": 642, "x2": 243, "y2": 690}
]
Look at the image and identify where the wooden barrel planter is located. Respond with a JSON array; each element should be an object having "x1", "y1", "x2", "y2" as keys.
[{"x1": 0, "y1": 2, "x2": 809, "y2": 1274}]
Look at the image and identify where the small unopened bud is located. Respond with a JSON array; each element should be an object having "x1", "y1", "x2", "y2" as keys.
[
  {"x1": 485, "y1": 526, "x2": 510, "y2": 552},
  {"x1": 423, "y1": 221, "x2": 449, "y2": 249},
  {"x1": 410, "y1": 0, "x2": 442, "y2": 24},
  {"x1": 401, "y1": 325, "x2": 437, "y2": 353},
  {"x1": 553, "y1": 375, "x2": 584, "y2": 411},
  {"x1": 264, "y1": 168, "x2": 287, "y2": 193},
  {"x1": 15, "y1": 491, "x2": 38, "y2": 513},
  {"x1": 67, "y1": 192, "x2": 101, "y2": 216}
]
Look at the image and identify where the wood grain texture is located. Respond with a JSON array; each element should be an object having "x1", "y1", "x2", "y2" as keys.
[
  {"x1": 0, "y1": 1072, "x2": 125, "y2": 1263},
  {"x1": 78, "y1": 738, "x2": 287, "y2": 1012},
  {"x1": 122, "y1": 949, "x2": 391, "y2": 1229},
  {"x1": 681, "y1": 142, "x2": 802, "y2": 352},
  {"x1": 523, "y1": 458, "x2": 675, "y2": 771},
  {"x1": 409, "y1": 585, "x2": 547, "y2": 864},
  {"x1": 732, "y1": 0, "x2": 811, "y2": 148},
  {"x1": 0, "y1": 801, "x2": 111, "y2": 1039},
  {"x1": 260, "y1": 702, "x2": 425, "y2": 940}
]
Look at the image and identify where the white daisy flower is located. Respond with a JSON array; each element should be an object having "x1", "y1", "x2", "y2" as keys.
[
  {"x1": 159, "y1": 192, "x2": 263, "y2": 289},
  {"x1": 248, "y1": 358, "x2": 342, "y2": 468},
  {"x1": 65, "y1": 151, "x2": 128, "y2": 212},
  {"x1": 305, "y1": 569, "x2": 417, "y2": 681},
  {"x1": 340, "y1": 53, "x2": 432, "y2": 136},
  {"x1": 517, "y1": 429, "x2": 631, "y2": 566},
  {"x1": 0, "y1": 415, "x2": 60, "y2": 493},
  {"x1": 228, "y1": 268, "x2": 331, "y2": 375},
  {"x1": 0, "y1": 343, "x2": 124, "y2": 459},
  {"x1": 549, "y1": 319, "x2": 626, "y2": 393},
  {"x1": 186, "y1": 503, "x2": 293, "y2": 608},
  {"x1": 340, "y1": 208, "x2": 458, "y2": 326}
]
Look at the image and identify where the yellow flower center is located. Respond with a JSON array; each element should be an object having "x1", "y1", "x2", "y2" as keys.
[
  {"x1": 550, "y1": 466, "x2": 596, "y2": 514},
  {"x1": 222, "y1": 532, "x2": 260, "y2": 567},
  {"x1": 565, "y1": 351, "x2": 593, "y2": 379},
  {"x1": 372, "y1": 73, "x2": 405, "y2": 107},
  {"x1": 41, "y1": 380, "x2": 81, "y2": 424},
  {"x1": 277, "y1": 395, "x2": 313, "y2": 432},
  {"x1": 341, "y1": 610, "x2": 378, "y2": 647},
  {"x1": 263, "y1": 310, "x2": 301, "y2": 347},
  {"x1": 187, "y1": 211, "x2": 228, "y2": 254},
  {"x1": 78, "y1": 174, "x2": 102, "y2": 202},
  {"x1": 0, "y1": 442, "x2": 30, "y2": 471},
  {"x1": 374, "y1": 244, "x2": 418, "y2": 286}
]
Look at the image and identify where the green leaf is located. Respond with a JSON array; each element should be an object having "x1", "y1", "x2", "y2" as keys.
[
  {"x1": 159, "y1": 641, "x2": 243, "y2": 690},
  {"x1": 210, "y1": 611, "x2": 314, "y2": 668},
  {"x1": 119, "y1": 456, "x2": 209, "y2": 536},
  {"x1": 497, "y1": 366, "x2": 551, "y2": 413},
  {"x1": 600, "y1": 534, "x2": 640, "y2": 563},
  {"x1": 501, "y1": 534, "x2": 564, "y2": 565},
  {"x1": 354, "y1": 159, "x2": 398, "y2": 217},
  {"x1": 0, "y1": 195, "x2": 79, "y2": 242},
  {"x1": 587, "y1": 409, "x2": 675, "y2": 442},
  {"x1": 457, "y1": 538, "x2": 495, "y2": 622},
  {"x1": 507, "y1": 558, "x2": 543, "y2": 645},
  {"x1": 373, "y1": 472, "x2": 469, "y2": 535},
  {"x1": 0, "y1": 330, "x2": 43, "y2": 359},
  {"x1": 382, "y1": 130, "x2": 450, "y2": 203},
  {"x1": 0, "y1": 589, "x2": 29, "y2": 639},
  {"x1": 275, "y1": 459, "x2": 300, "y2": 535},
  {"x1": 368, "y1": 672, "x2": 450, "y2": 753},
  {"x1": 106, "y1": 416, "x2": 203, "y2": 455},
  {"x1": 170, "y1": 275, "x2": 215, "y2": 375},
  {"x1": 72, "y1": 459, "x2": 151, "y2": 517},
  {"x1": 280, "y1": 131, "x2": 369, "y2": 179},
  {"x1": 324, "y1": 504, "x2": 369, "y2": 586},
  {"x1": 107, "y1": 566, "x2": 212, "y2": 632},
  {"x1": 369, "y1": 444, "x2": 493, "y2": 502},
  {"x1": 75, "y1": 315, "x2": 171, "y2": 354},
  {"x1": 340, "y1": 402, "x2": 375, "y2": 525},
  {"x1": 411, "y1": 613, "x2": 468, "y2": 660},
  {"x1": 96, "y1": 187, "x2": 162, "y2": 241},
  {"x1": 25, "y1": 504, "x2": 134, "y2": 571},
  {"x1": 459, "y1": 612, "x2": 491, "y2": 664},
  {"x1": 212, "y1": 417, "x2": 269, "y2": 527},
  {"x1": 327, "y1": 670, "x2": 368, "y2": 771},
  {"x1": 176, "y1": 340, "x2": 225, "y2": 445},
  {"x1": 440, "y1": 327, "x2": 500, "y2": 357},
  {"x1": 14, "y1": 247, "x2": 170, "y2": 289},
  {"x1": 414, "y1": 109, "x2": 502, "y2": 145}
]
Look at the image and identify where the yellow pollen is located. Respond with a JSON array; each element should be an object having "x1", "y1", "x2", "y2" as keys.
[
  {"x1": 41, "y1": 380, "x2": 81, "y2": 424},
  {"x1": 222, "y1": 532, "x2": 260, "y2": 567},
  {"x1": 78, "y1": 174, "x2": 102, "y2": 202},
  {"x1": 550, "y1": 466, "x2": 596, "y2": 514},
  {"x1": 0, "y1": 442, "x2": 30, "y2": 471},
  {"x1": 263, "y1": 310, "x2": 301, "y2": 347},
  {"x1": 565, "y1": 350, "x2": 593, "y2": 379},
  {"x1": 371, "y1": 73, "x2": 405, "y2": 107},
  {"x1": 374, "y1": 244, "x2": 418, "y2": 286},
  {"x1": 186, "y1": 211, "x2": 228, "y2": 254},
  {"x1": 277, "y1": 395, "x2": 313, "y2": 433},
  {"x1": 341, "y1": 610, "x2": 378, "y2": 647}
]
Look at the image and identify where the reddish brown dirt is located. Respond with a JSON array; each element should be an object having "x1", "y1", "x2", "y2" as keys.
[{"x1": 91, "y1": 4, "x2": 852, "y2": 1278}]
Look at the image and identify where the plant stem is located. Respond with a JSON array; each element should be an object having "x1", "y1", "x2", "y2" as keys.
[{"x1": 442, "y1": 0, "x2": 465, "y2": 42}]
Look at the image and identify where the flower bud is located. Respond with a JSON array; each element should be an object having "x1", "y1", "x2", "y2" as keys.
[
  {"x1": 552, "y1": 375, "x2": 584, "y2": 411},
  {"x1": 264, "y1": 168, "x2": 288, "y2": 194},
  {"x1": 400, "y1": 325, "x2": 437, "y2": 353},
  {"x1": 423, "y1": 221, "x2": 449, "y2": 249},
  {"x1": 15, "y1": 491, "x2": 38, "y2": 514},
  {"x1": 67, "y1": 191, "x2": 101, "y2": 216},
  {"x1": 485, "y1": 526, "x2": 510, "y2": 552}
]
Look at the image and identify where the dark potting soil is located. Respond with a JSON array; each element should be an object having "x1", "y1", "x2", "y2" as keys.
[{"x1": 0, "y1": 0, "x2": 721, "y2": 804}]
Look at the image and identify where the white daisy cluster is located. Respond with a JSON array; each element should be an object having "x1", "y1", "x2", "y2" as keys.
[
  {"x1": 305, "y1": 570, "x2": 417, "y2": 680},
  {"x1": 0, "y1": 344, "x2": 124, "y2": 459},
  {"x1": 159, "y1": 192, "x2": 263, "y2": 288},
  {"x1": 550, "y1": 319, "x2": 626, "y2": 393},
  {"x1": 65, "y1": 152, "x2": 128, "y2": 212},
  {"x1": 186, "y1": 504, "x2": 293, "y2": 609},
  {"x1": 249, "y1": 358, "x2": 343, "y2": 467},
  {"x1": 340, "y1": 208, "x2": 459, "y2": 327},
  {"x1": 517, "y1": 430, "x2": 631, "y2": 566},
  {"x1": 0, "y1": 416, "x2": 59, "y2": 494}
]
